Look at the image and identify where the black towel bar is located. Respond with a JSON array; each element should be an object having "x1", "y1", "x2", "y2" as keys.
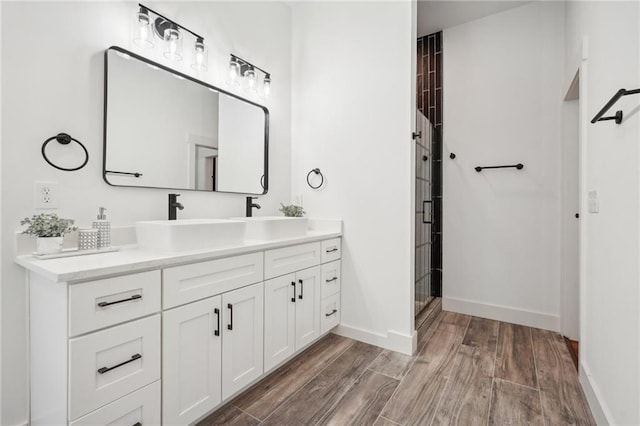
[
  {"x1": 475, "y1": 163, "x2": 524, "y2": 172},
  {"x1": 591, "y1": 88, "x2": 640, "y2": 124}
]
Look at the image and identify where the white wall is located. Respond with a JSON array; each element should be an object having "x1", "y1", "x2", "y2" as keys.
[
  {"x1": 0, "y1": 2, "x2": 292, "y2": 424},
  {"x1": 442, "y1": 2, "x2": 565, "y2": 330},
  {"x1": 290, "y1": 1, "x2": 416, "y2": 353},
  {"x1": 565, "y1": 2, "x2": 640, "y2": 424}
]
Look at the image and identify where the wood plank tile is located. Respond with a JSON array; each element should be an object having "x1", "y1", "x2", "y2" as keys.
[
  {"x1": 316, "y1": 370, "x2": 399, "y2": 425},
  {"x1": 531, "y1": 328, "x2": 596, "y2": 425},
  {"x1": 368, "y1": 349, "x2": 414, "y2": 380},
  {"x1": 431, "y1": 345, "x2": 494, "y2": 426},
  {"x1": 437, "y1": 311, "x2": 471, "y2": 337},
  {"x1": 261, "y1": 341, "x2": 382, "y2": 425},
  {"x1": 488, "y1": 378, "x2": 543, "y2": 426},
  {"x1": 495, "y1": 323, "x2": 538, "y2": 388},
  {"x1": 197, "y1": 404, "x2": 259, "y2": 426},
  {"x1": 232, "y1": 333, "x2": 353, "y2": 420},
  {"x1": 374, "y1": 416, "x2": 403, "y2": 426},
  {"x1": 462, "y1": 317, "x2": 499, "y2": 353},
  {"x1": 381, "y1": 329, "x2": 462, "y2": 425},
  {"x1": 418, "y1": 310, "x2": 447, "y2": 351}
]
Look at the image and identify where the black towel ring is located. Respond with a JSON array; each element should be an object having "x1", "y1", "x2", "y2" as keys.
[
  {"x1": 306, "y1": 168, "x2": 324, "y2": 189},
  {"x1": 41, "y1": 133, "x2": 89, "y2": 172}
]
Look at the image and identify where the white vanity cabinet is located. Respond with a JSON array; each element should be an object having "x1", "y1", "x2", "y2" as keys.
[{"x1": 24, "y1": 234, "x2": 341, "y2": 426}]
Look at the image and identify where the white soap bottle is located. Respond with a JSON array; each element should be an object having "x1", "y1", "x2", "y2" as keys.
[{"x1": 92, "y1": 207, "x2": 111, "y2": 249}]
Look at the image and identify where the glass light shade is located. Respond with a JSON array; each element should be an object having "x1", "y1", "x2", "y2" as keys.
[
  {"x1": 244, "y1": 68, "x2": 257, "y2": 89},
  {"x1": 229, "y1": 59, "x2": 240, "y2": 83},
  {"x1": 132, "y1": 9, "x2": 154, "y2": 48},
  {"x1": 192, "y1": 39, "x2": 208, "y2": 71},
  {"x1": 163, "y1": 27, "x2": 183, "y2": 61},
  {"x1": 263, "y1": 76, "x2": 271, "y2": 99}
]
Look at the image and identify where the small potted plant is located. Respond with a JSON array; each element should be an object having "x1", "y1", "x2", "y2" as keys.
[
  {"x1": 279, "y1": 203, "x2": 305, "y2": 218},
  {"x1": 21, "y1": 213, "x2": 77, "y2": 254}
]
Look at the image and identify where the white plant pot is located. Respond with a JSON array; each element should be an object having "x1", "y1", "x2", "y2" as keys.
[{"x1": 37, "y1": 236, "x2": 63, "y2": 254}]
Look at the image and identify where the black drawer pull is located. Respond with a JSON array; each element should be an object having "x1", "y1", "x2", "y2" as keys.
[
  {"x1": 326, "y1": 277, "x2": 338, "y2": 283},
  {"x1": 325, "y1": 248, "x2": 338, "y2": 253},
  {"x1": 325, "y1": 309, "x2": 338, "y2": 317},
  {"x1": 227, "y1": 303, "x2": 233, "y2": 330},
  {"x1": 97, "y1": 353, "x2": 141, "y2": 374},
  {"x1": 97, "y1": 294, "x2": 142, "y2": 308},
  {"x1": 291, "y1": 282, "x2": 296, "y2": 302},
  {"x1": 214, "y1": 308, "x2": 220, "y2": 336},
  {"x1": 299, "y1": 279, "x2": 304, "y2": 300}
]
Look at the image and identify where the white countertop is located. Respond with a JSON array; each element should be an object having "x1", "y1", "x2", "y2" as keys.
[{"x1": 16, "y1": 228, "x2": 341, "y2": 284}]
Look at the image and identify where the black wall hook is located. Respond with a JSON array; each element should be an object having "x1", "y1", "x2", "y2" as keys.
[
  {"x1": 449, "y1": 153, "x2": 456, "y2": 159},
  {"x1": 306, "y1": 168, "x2": 324, "y2": 189},
  {"x1": 41, "y1": 132, "x2": 89, "y2": 172}
]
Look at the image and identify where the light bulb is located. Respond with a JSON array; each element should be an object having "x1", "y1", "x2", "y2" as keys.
[
  {"x1": 192, "y1": 38, "x2": 208, "y2": 71},
  {"x1": 132, "y1": 7, "x2": 154, "y2": 48},
  {"x1": 163, "y1": 25, "x2": 182, "y2": 61}
]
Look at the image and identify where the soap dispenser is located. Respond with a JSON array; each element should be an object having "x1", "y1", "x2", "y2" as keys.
[{"x1": 92, "y1": 207, "x2": 111, "y2": 249}]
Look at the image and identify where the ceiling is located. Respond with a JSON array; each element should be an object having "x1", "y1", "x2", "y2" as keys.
[{"x1": 417, "y1": 1, "x2": 532, "y2": 37}]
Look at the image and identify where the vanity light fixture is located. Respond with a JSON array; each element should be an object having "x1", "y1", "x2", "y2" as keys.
[
  {"x1": 133, "y1": 3, "x2": 208, "y2": 68},
  {"x1": 229, "y1": 54, "x2": 272, "y2": 99}
]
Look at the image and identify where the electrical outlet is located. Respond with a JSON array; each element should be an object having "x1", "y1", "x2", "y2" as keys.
[{"x1": 35, "y1": 181, "x2": 59, "y2": 209}]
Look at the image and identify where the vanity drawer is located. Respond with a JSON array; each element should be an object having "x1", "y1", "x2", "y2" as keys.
[
  {"x1": 69, "y1": 315, "x2": 161, "y2": 421},
  {"x1": 69, "y1": 380, "x2": 160, "y2": 426},
  {"x1": 68, "y1": 271, "x2": 161, "y2": 337},
  {"x1": 163, "y1": 252, "x2": 264, "y2": 308},
  {"x1": 265, "y1": 242, "x2": 321, "y2": 279},
  {"x1": 320, "y1": 293, "x2": 341, "y2": 334},
  {"x1": 321, "y1": 260, "x2": 341, "y2": 299},
  {"x1": 321, "y1": 238, "x2": 341, "y2": 264}
]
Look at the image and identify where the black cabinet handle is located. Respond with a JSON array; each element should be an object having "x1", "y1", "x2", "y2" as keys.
[
  {"x1": 97, "y1": 294, "x2": 142, "y2": 308},
  {"x1": 325, "y1": 248, "x2": 338, "y2": 253},
  {"x1": 291, "y1": 281, "x2": 296, "y2": 302},
  {"x1": 214, "y1": 308, "x2": 220, "y2": 336},
  {"x1": 299, "y1": 279, "x2": 304, "y2": 300},
  {"x1": 227, "y1": 303, "x2": 233, "y2": 330},
  {"x1": 325, "y1": 309, "x2": 338, "y2": 317},
  {"x1": 97, "y1": 353, "x2": 141, "y2": 374},
  {"x1": 326, "y1": 277, "x2": 338, "y2": 283}
]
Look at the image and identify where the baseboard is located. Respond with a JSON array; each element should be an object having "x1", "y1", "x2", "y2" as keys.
[
  {"x1": 442, "y1": 297, "x2": 560, "y2": 332},
  {"x1": 579, "y1": 363, "x2": 612, "y2": 425},
  {"x1": 333, "y1": 324, "x2": 416, "y2": 355}
]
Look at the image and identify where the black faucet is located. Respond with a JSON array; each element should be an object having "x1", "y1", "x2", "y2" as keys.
[
  {"x1": 246, "y1": 196, "x2": 261, "y2": 217},
  {"x1": 168, "y1": 193, "x2": 184, "y2": 220}
]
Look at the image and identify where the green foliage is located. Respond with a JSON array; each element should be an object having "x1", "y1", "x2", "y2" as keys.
[
  {"x1": 279, "y1": 203, "x2": 305, "y2": 218},
  {"x1": 20, "y1": 213, "x2": 77, "y2": 237}
]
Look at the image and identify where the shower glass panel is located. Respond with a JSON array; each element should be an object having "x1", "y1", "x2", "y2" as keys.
[{"x1": 415, "y1": 111, "x2": 433, "y2": 318}]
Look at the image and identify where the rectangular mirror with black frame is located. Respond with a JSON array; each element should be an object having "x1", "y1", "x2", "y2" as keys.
[{"x1": 104, "y1": 46, "x2": 268, "y2": 194}]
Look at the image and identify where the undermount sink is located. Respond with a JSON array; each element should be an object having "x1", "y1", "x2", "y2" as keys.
[
  {"x1": 235, "y1": 216, "x2": 309, "y2": 240},
  {"x1": 136, "y1": 219, "x2": 246, "y2": 252}
]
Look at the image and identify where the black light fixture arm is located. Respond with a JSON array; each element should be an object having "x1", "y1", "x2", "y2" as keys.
[
  {"x1": 591, "y1": 88, "x2": 640, "y2": 124},
  {"x1": 231, "y1": 54, "x2": 270, "y2": 77},
  {"x1": 138, "y1": 3, "x2": 204, "y2": 41}
]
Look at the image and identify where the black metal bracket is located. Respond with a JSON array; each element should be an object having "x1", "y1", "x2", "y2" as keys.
[
  {"x1": 139, "y1": 3, "x2": 204, "y2": 41},
  {"x1": 230, "y1": 54, "x2": 271, "y2": 79},
  {"x1": 475, "y1": 163, "x2": 524, "y2": 172},
  {"x1": 41, "y1": 133, "x2": 89, "y2": 172},
  {"x1": 591, "y1": 88, "x2": 640, "y2": 124},
  {"x1": 307, "y1": 168, "x2": 324, "y2": 189}
]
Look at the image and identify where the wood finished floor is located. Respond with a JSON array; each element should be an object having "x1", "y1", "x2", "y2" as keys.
[{"x1": 198, "y1": 309, "x2": 595, "y2": 426}]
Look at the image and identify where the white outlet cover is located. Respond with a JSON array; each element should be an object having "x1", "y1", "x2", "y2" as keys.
[{"x1": 35, "y1": 181, "x2": 59, "y2": 209}]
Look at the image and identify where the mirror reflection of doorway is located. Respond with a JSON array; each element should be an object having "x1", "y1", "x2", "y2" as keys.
[{"x1": 194, "y1": 144, "x2": 218, "y2": 191}]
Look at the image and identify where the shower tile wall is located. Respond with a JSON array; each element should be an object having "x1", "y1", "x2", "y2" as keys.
[
  {"x1": 415, "y1": 112, "x2": 432, "y2": 315},
  {"x1": 417, "y1": 31, "x2": 442, "y2": 298}
]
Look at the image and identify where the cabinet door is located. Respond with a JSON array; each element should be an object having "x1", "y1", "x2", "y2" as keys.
[
  {"x1": 163, "y1": 296, "x2": 222, "y2": 426},
  {"x1": 295, "y1": 266, "x2": 321, "y2": 350},
  {"x1": 222, "y1": 282, "x2": 264, "y2": 399},
  {"x1": 264, "y1": 274, "x2": 296, "y2": 373}
]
